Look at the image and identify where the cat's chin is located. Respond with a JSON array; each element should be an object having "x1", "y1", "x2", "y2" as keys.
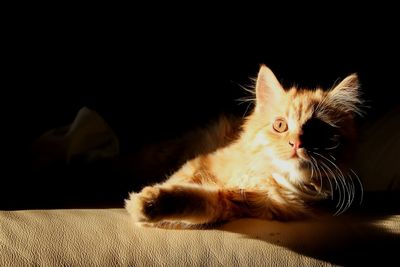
[
  {"x1": 272, "y1": 157, "x2": 312, "y2": 184},
  {"x1": 289, "y1": 168, "x2": 312, "y2": 184}
]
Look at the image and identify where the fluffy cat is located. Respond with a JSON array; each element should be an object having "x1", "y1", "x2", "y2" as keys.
[{"x1": 125, "y1": 65, "x2": 364, "y2": 227}]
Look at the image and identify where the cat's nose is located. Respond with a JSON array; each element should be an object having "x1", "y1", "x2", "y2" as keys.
[{"x1": 289, "y1": 139, "x2": 303, "y2": 149}]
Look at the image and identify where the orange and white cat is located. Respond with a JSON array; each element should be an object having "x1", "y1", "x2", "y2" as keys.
[{"x1": 125, "y1": 65, "x2": 363, "y2": 227}]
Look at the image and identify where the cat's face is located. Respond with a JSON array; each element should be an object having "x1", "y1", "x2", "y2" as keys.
[{"x1": 244, "y1": 66, "x2": 362, "y2": 187}]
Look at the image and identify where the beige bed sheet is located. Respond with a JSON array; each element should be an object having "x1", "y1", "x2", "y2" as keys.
[{"x1": 1, "y1": 208, "x2": 399, "y2": 266}]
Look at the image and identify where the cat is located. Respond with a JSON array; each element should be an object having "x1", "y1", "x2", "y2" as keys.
[{"x1": 125, "y1": 65, "x2": 364, "y2": 228}]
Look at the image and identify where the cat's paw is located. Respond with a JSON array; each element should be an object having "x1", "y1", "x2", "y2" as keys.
[{"x1": 125, "y1": 186, "x2": 163, "y2": 223}]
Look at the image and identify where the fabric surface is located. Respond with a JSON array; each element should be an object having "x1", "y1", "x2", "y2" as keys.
[{"x1": 1, "y1": 209, "x2": 399, "y2": 266}]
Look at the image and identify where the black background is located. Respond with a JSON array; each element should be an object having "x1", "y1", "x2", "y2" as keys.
[{"x1": 2, "y1": 8, "x2": 399, "y2": 209}]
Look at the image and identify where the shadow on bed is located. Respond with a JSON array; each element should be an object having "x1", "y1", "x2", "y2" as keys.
[{"x1": 219, "y1": 194, "x2": 400, "y2": 266}]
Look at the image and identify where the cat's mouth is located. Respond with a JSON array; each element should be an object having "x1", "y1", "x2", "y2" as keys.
[{"x1": 292, "y1": 148, "x2": 309, "y2": 161}]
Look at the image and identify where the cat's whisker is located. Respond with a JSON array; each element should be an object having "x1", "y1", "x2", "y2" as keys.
[
  {"x1": 317, "y1": 158, "x2": 344, "y2": 212},
  {"x1": 322, "y1": 157, "x2": 349, "y2": 201},
  {"x1": 310, "y1": 156, "x2": 325, "y2": 196},
  {"x1": 236, "y1": 98, "x2": 252, "y2": 103},
  {"x1": 310, "y1": 156, "x2": 321, "y2": 183},
  {"x1": 237, "y1": 97, "x2": 256, "y2": 104},
  {"x1": 318, "y1": 159, "x2": 339, "y2": 190},
  {"x1": 313, "y1": 152, "x2": 354, "y2": 215},
  {"x1": 340, "y1": 176, "x2": 352, "y2": 215},
  {"x1": 313, "y1": 153, "x2": 342, "y2": 175},
  {"x1": 350, "y1": 169, "x2": 364, "y2": 205},
  {"x1": 318, "y1": 160, "x2": 338, "y2": 202},
  {"x1": 308, "y1": 159, "x2": 315, "y2": 181},
  {"x1": 324, "y1": 142, "x2": 340, "y2": 150},
  {"x1": 335, "y1": 176, "x2": 347, "y2": 216},
  {"x1": 314, "y1": 159, "x2": 332, "y2": 195},
  {"x1": 242, "y1": 101, "x2": 254, "y2": 118},
  {"x1": 340, "y1": 174, "x2": 353, "y2": 214},
  {"x1": 347, "y1": 173, "x2": 356, "y2": 209},
  {"x1": 308, "y1": 157, "x2": 322, "y2": 195},
  {"x1": 236, "y1": 83, "x2": 255, "y2": 95},
  {"x1": 313, "y1": 153, "x2": 345, "y2": 214},
  {"x1": 344, "y1": 170, "x2": 356, "y2": 210},
  {"x1": 235, "y1": 83, "x2": 256, "y2": 105},
  {"x1": 324, "y1": 170, "x2": 335, "y2": 201},
  {"x1": 328, "y1": 154, "x2": 336, "y2": 161}
]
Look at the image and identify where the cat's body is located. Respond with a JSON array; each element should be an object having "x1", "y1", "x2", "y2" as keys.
[{"x1": 125, "y1": 65, "x2": 363, "y2": 227}]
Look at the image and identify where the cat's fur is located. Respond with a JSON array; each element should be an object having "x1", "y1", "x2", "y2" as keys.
[{"x1": 125, "y1": 65, "x2": 363, "y2": 227}]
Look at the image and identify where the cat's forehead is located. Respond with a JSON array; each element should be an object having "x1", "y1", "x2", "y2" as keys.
[{"x1": 286, "y1": 88, "x2": 327, "y2": 124}]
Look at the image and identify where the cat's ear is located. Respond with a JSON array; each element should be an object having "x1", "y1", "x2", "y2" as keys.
[
  {"x1": 255, "y1": 65, "x2": 285, "y2": 112},
  {"x1": 328, "y1": 73, "x2": 363, "y2": 115}
]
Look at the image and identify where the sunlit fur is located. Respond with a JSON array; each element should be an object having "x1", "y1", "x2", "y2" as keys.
[{"x1": 125, "y1": 65, "x2": 364, "y2": 228}]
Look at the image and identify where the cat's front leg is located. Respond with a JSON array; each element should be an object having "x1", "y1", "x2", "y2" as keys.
[{"x1": 125, "y1": 184, "x2": 235, "y2": 225}]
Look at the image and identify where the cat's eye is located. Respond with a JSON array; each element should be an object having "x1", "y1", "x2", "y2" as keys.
[{"x1": 273, "y1": 118, "x2": 288, "y2": 133}]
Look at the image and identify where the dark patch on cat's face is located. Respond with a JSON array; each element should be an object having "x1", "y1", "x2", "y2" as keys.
[{"x1": 300, "y1": 118, "x2": 341, "y2": 153}]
